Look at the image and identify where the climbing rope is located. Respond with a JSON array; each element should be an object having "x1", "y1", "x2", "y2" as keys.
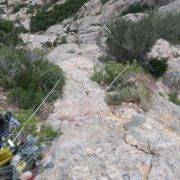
[{"x1": 13, "y1": 79, "x2": 62, "y2": 143}]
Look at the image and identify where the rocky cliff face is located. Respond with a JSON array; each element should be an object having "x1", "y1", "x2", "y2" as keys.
[{"x1": 1, "y1": 0, "x2": 180, "y2": 179}]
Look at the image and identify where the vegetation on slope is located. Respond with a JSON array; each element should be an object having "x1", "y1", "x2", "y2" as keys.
[
  {"x1": 106, "y1": 11, "x2": 180, "y2": 77},
  {"x1": 30, "y1": 0, "x2": 88, "y2": 32},
  {"x1": 0, "y1": 20, "x2": 21, "y2": 47},
  {"x1": 0, "y1": 19, "x2": 29, "y2": 47},
  {"x1": 0, "y1": 48, "x2": 65, "y2": 110},
  {"x1": 92, "y1": 60, "x2": 153, "y2": 110},
  {"x1": 0, "y1": 11, "x2": 65, "y2": 143},
  {"x1": 93, "y1": 9, "x2": 180, "y2": 109}
]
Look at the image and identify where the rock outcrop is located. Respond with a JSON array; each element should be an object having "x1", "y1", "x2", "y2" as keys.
[{"x1": 4, "y1": 0, "x2": 179, "y2": 179}]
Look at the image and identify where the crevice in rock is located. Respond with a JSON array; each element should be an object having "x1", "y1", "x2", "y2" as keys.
[{"x1": 124, "y1": 138, "x2": 156, "y2": 156}]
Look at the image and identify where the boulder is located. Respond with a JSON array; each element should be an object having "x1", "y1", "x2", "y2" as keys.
[
  {"x1": 45, "y1": 24, "x2": 67, "y2": 36},
  {"x1": 147, "y1": 39, "x2": 174, "y2": 60},
  {"x1": 78, "y1": 0, "x2": 102, "y2": 17},
  {"x1": 77, "y1": 31, "x2": 100, "y2": 44},
  {"x1": 159, "y1": 0, "x2": 180, "y2": 13},
  {"x1": 123, "y1": 113, "x2": 146, "y2": 130}
]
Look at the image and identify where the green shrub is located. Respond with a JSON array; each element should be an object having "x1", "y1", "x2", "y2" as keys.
[
  {"x1": 156, "y1": 12, "x2": 180, "y2": 44},
  {"x1": 0, "y1": 20, "x2": 14, "y2": 33},
  {"x1": 0, "y1": 30, "x2": 21, "y2": 47},
  {"x1": 14, "y1": 26, "x2": 29, "y2": 33},
  {"x1": 0, "y1": 48, "x2": 65, "y2": 110},
  {"x1": 37, "y1": 124, "x2": 60, "y2": 142},
  {"x1": 169, "y1": 91, "x2": 180, "y2": 106},
  {"x1": 106, "y1": 11, "x2": 180, "y2": 65},
  {"x1": 106, "y1": 85, "x2": 152, "y2": 110},
  {"x1": 92, "y1": 60, "x2": 143, "y2": 89},
  {"x1": 9, "y1": 88, "x2": 44, "y2": 110},
  {"x1": 92, "y1": 60, "x2": 152, "y2": 110},
  {"x1": 147, "y1": 58, "x2": 168, "y2": 78},
  {"x1": 121, "y1": 3, "x2": 156, "y2": 16},
  {"x1": 30, "y1": 0, "x2": 88, "y2": 32},
  {"x1": 0, "y1": 20, "x2": 24, "y2": 47},
  {"x1": 106, "y1": 14, "x2": 157, "y2": 63}
]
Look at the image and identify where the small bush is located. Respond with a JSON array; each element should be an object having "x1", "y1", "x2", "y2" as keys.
[
  {"x1": 107, "y1": 85, "x2": 152, "y2": 110},
  {"x1": 106, "y1": 14, "x2": 158, "y2": 64},
  {"x1": 37, "y1": 124, "x2": 60, "y2": 142},
  {"x1": 0, "y1": 20, "x2": 23, "y2": 47},
  {"x1": 156, "y1": 12, "x2": 180, "y2": 44},
  {"x1": 147, "y1": 58, "x2": 168, "y2": 78},
  {"x1": 9, "y1": 88, "x2": 44, "y2": 110},
  {"x1": 30, "y1": 0, "x2": 88, "y2": 32},
  {"x1": 121, "y1": 3, "x2": 156, "y2": 16},
  {"x1": 106, "y1": 11, "x2": 180, "y2": 65},
  {"x1": 0, "y1": 48, "x2": 65, "y2": 110},
  {"x1": 92, "y1": 60, "x2": 143, "y2": 89},
  {"x1": 0, "y1": 20, "x2": 14, "y2": 33},
  {"x1": 14, "y1": 26, "x2": 29, "y2": 34},
  {"x1": 92, "y1": 60, "x2": 152, "y2": 110},
  {"x1": 0, "y1": 30, "x2": 21, "y2": 47},
  {"x1": 169, "y1": 91, "x2": 180, "y2": 106}
]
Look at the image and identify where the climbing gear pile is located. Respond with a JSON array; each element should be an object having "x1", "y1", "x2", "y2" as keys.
[{"x1": 0, "y1": 112, "x2": 53, "y2": 180}]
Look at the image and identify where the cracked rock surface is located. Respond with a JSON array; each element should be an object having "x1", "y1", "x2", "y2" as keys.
[
  {"x1": 10, "y1": 0, "x2": 179, "y2": 179},
  {"x1": 36, "y1": 42, "x2": 180, "y2": 179}
]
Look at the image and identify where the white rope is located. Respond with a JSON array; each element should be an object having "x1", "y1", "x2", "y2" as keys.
[
  {"x1": 13, "y1": 78, "x2": 62, "y2": 143},
  {"x1": 104, "y1": 66, "x2": 129, "y2": 92}
]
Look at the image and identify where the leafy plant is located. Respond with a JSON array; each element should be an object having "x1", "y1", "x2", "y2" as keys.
[
  {"x1": 92, "y1": 60, "x2": 152, "y2": 110},
  {"x1": 92, "y1": 60, "x2": 143, "y2": 89},
  {"x1": 0, "y1": 20, "x2": 14, "y2": 33},
  {"x1": 147, "y1": 58, "x2": 168, "y2": 78},
  {"x1": 106, "y1": 85, "x2": 152, "y2": 110},
  {"x1": 37, "y1": 124, "x2": 60, "y2": 142},
  {"x1": 0, "y1": 20, "x2": 24, "y2": 47},
  {"x1": 106, "y1": 14, "x2": 157, "y2": 64},
  {"x1": 0, "y1": 48, "x2": 65, "y2": 110},
  {"x1": 106, "y1": 11, "x2": 180, "y2": 67},
  {"x1": 14, "y1": 26, "x2": 29, "y2": 34},
  {"x1": 30, "y1": 0, "x2": 89, "y2": 32}
]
